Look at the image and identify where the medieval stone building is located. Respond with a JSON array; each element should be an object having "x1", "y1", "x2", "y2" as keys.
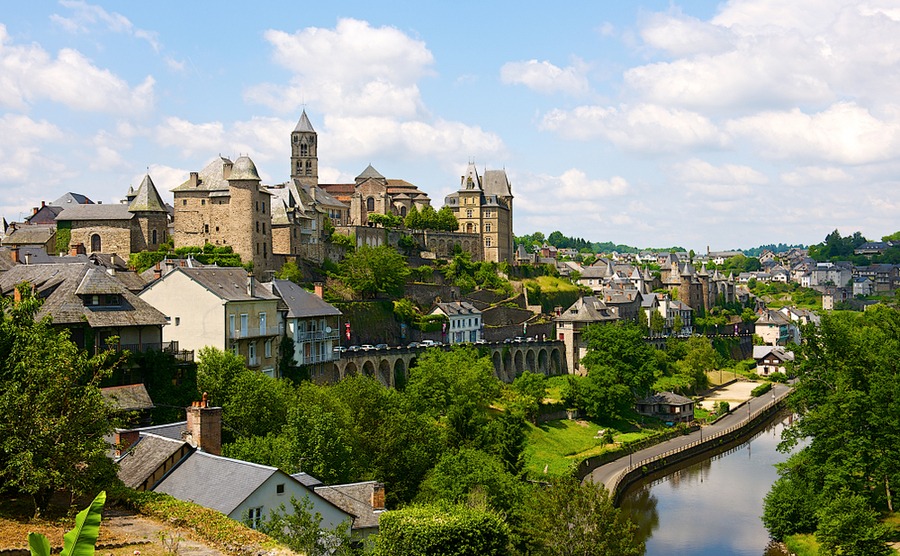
[
  {"x1": 56, "y1": 175, "x2": 169, "y2": 258},
  {"x1": 659, "y1": 256, "x2": 736, "y2": 313},
  {"x1": 443, "y1": 162, "x2": 514, "y2": 264},
  {"x1": 317, "y1": 164, "x2": 432, "y2": 226},
  {"x1": 171, "y1": 155, "x2": 274, "y2": 275}
]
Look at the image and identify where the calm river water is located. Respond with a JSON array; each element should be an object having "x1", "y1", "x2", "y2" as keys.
[{"x1": 619, "y1": 414, "x2": 798, "y2": 556}]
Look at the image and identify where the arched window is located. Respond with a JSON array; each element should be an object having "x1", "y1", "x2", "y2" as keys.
[
  {"x1": 300, "y1": 144, "x2": 308, "y2": 156},
  {"x1": 400, "y1": 206, "x2": 407, "y2": 217},
  {"x1": 152, "y1": 229, "x2": 157, "y2": 244},
  {"x1": 466, "y1": 223, "x2": 473, "y2": 233},
  {"x1": 366, "y1": 197, "x2": 375, "y2": 212},
  {"x1": 305, "y1": 161, "x2": 312, "y2": 175},
  {"x1": 90, "y1": 234, "x2": 101, "y2": 252}
]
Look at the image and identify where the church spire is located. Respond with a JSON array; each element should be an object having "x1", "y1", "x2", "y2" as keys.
[{"x1": 291, "y1": 110, "x2": 318, "y2": 186}]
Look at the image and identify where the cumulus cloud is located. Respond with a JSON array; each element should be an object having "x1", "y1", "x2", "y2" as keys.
[
  {"x1": 51, "y1": 0, "x2": 160, "y2": 52},
  {"x1": 727, "y1": 102, "x2": 900, "y2": 165},
  {"x1": 0, "y1": 24, "x2": 154, "y2": 114},
  {"x1": 639, "y1": 10, "x2": 734, "y2": 56},
  {"x1": 500, "y1": 59, "x2": 589, "y2": 96},
  {"x1": 671, "y1": 158, "x2": 768, "y2": 197},
  {"x1": 0, "y1": 114, "x2": 66, "y2": 185},
  {"x1": 780, "y1": 166, "x2": 853, "y2": 187},
  {"x1": 541, "y1": 103, "x2": 727, "y2": 151}
]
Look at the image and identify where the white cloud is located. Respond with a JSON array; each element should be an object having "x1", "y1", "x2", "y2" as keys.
[
  {"x1": 500, "y1": 59, "x2": 589, "y2": 96},
  {"x1": 247, "y1": 18, "x2": 433, "y2": 118},
  {"x1": 671, "y1": 158, "x2": 768, "y2": 197},
  {"x1": 727, "y1": 102, "x2": 900, "y2": 165},
  {"x1": 639, "y1": 10, "x2": 734, "y2": 57},
  {"x1": 154, "y1": 117, "x2": 226, "y2": 157},
  {"x1": 0, "y1": 24, "x2": 154, "y2": 114},
  {"x1": 541, "y1": 103, "x2": 726, "y2": 151},
  {"x1": 780, "y1": 166, "x2": 852, "y2": 187},
  {"x1": 52, "y1": 0, "x2": 160, "y2": 52},
  {"x1": 0, "y1": 114, "x2": 66, "y2": 185}
]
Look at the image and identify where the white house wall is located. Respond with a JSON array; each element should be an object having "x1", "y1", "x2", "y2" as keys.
[{"x1": 139, "y1": 271, "x2": 225, "y2": 353}]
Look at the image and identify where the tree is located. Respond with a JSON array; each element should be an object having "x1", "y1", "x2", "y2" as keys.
[
  {"x1": 404, "y1": 205, "x2": 421, "y2": 229},
  {"x1": 524, "y1": 476, "x2": 643, "y2": 556},
  {"x1": 367, "y1": 212, "x2": 402, "y2": 228},
  {"x1": 678, "y1": 336, "x2": 717, "y2": 389},
  {"x1": 0, "y1": 289, "x2": 121, "y2": 515},
  {"x1": 405, "y1": 347, "x2": 501, "y2": 417},
  {"x1": 762, "y1": 452, "x2": 821, "y2": 540},
  {"x1": 649, "y1": 310, "x2": 665, "y2": 337},
  {"x1": 275, "y1": 260, "x2": 303, "y2": 283},
  {"x1": 436, "y1": 206, "x2": 459, "y2": 231},
  {"x1": 417, "y1": 448, "x2": 525, "y2": 516},
  {"x1": 509, "y1": 371, "x2": 547, "y2": 423},
  {"x1": 338, "y1": 245, "x2": 410, "y2": 298},
  {"x1": 222, "y1": 369, "x2": 294, "y2": 440},
  {"x1": 815, "y1": 492, "x2": 891, "y2": 556},
  {"x1": 195, "y1": 346, "x2": 247, "y2": 408},
  {"x1": 278, "y1": 334, "x2": 303, "y2": 382},
  {"x1": 258, "y1": 495, "x2": 353, "y2": 556}
]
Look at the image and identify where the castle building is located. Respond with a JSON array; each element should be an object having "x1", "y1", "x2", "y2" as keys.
[
  {"x1": 56, "y1": 175, "x2": 169, "y2": 258},
  {"x1": 318, "y1": 164, "x2": 432, "y2": 226},
  {"x1": 442, "y1": 162, "x2": 514, "y2": 264},
  {"x1": 172, "y1": 155, "x2": 273, "y2": 275}
]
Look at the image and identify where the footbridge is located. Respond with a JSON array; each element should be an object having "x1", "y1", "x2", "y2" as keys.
[{"x1": 323, "y1": 340, "x2": 567, "y2": 388}]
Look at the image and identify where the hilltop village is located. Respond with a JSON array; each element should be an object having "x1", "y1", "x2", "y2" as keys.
[{"x1": 3, "y1": 112, "x2": 900, "y2": 552}]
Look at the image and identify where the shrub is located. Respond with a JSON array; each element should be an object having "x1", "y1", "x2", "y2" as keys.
[
  {"x1": 374, "y1": 502, "x2": 509, "y2": 556},
  {"x1": 751, "y1": 382, "x2": 773, "y2": 397}
]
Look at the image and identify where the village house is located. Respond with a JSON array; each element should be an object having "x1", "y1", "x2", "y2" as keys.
[
  {"x1": 753, "y1": 345, "x2": 794, "y2": 376},
  {"x1": 555, "y1": 296, "x2": 619, "y2": 375},
  {"x1": 635, "y1": 392, "x2": 694, "y2": 424},
  {"x1": 429, "y1": 301, "x2": 483, "y2": 344}
]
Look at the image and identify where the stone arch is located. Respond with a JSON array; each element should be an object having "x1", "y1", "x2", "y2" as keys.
[
  {"x1": 526, "y1": 349, "x2": 536, "y2": 373},
  {"x1": 377, "y1": 359, "x2": 392, "y2": 387},
  {"x1": 344, "y1": 361, "x2": 359, "y2": 378},
  {"x1": 362, "y1": 360, "x2": 376, "y2": 377},
  {"x1": 492, "y1": 351, "x2": 502, "y2": 377},
  {"x1": 538, "y1": 348, "x2": 549, "y2": 374},
  {"x1": 393, "y1": 359, "x2": 407, "y2": 389},
  {"x1": 550, "y1": 348, "x2": 563, "y2": 375},
  {"x1": 502, "y1": 349, "x2": 512, "y2": 381},
  {"x1": 328, "y1": 363, "x2": 341, "y2": 383},
  {"x1": 90, "y1": 233, "x2": 101, "y2": 253},
  {"x1": 466, "y1": 223, "x2": 473, "y2": 233},
  {"x1": 514, "y1": 350, "x2": 525, "y2": 376}
]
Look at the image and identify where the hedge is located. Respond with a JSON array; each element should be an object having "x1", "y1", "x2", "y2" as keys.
[{"x1": 374, "y1": 503, "x2": 509, "y2": 556}]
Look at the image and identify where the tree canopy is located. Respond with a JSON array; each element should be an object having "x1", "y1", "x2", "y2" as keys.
[{"x1": 338, "y1": 245, "x2": 410, "y2": 299}]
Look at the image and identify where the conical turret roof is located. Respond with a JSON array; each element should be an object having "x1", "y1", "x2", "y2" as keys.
[{"x1": 294, "y1": 110, "x2": 315, "y2": 133}]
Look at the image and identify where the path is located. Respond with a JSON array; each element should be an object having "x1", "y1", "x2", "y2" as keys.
[{"x1": 587, "y1": 382, "x2": 792, "y2": 494}]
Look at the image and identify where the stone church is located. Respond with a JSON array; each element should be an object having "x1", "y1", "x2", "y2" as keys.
[
  {"x1": 442, "y1": 162, "x2": 514, "y2": 264},
  {"x1": 56, "y1": 174, "x2": 169, "y2": 258}
]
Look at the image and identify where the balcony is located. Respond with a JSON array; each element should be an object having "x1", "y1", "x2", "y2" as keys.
[
  {"x1": 296, "y1": 329, "x2": 340, "y2": 342},
  {"x1": 107, "y1": 341, "x2": 194, "y2": 362},
  {"x1": 229, "y1": 324, "x2": 284, "y2": 339},
  {"x1": 299, "y1": 352, "x2": 337, "y2": 365}
]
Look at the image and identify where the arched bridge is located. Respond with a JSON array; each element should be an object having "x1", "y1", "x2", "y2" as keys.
[{"x1": 323, "y1": 341, "x2": 567, "y2": 388}]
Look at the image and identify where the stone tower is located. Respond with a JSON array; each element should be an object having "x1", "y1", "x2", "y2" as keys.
[
  {"x1": 227, "y1": 155, "x2": 273, "y2": 276},
  {"x1": 128, "y1": 174, "x2": 169, "y2": 253},
  {"x1": 290, "y1": 110, "x2": 318, "y2": 187}
]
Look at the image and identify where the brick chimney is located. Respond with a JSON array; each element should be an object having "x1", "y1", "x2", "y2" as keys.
[
  {"x1": 189, "y1": 172, "x2": 200, "y2": 187},
  {"x1": 154, "y1": 262, "x2": 162, "y2": 280},
  {"x1": 371, "y1": 483, "x2": 385, "y2": 510},
  {"x1": 314, "y1": 282, "x2": 324, "y2": 298},
  {"x1": 114, "y1": 428, "x2": 141, "y2": 457},
  {"x1": 70, "y1": 243, "x2": 86, "y2": 256},
  {"x1": 10, "y1": 247, "x2": 19, "y2": 264},
  {"x1": 185, "y1": 393, "x2": 222, "y2": 455}
]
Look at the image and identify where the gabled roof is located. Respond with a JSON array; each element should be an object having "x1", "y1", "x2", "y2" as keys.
[
  {"x1": 154, "y1": 450, "x2": 280, "y2": 515},
  {"x1": 2, "y1": 225, "x2": 55, "y2": 246},
  {"x1": 0, "y1": 263, "x2": 167, "y2": 327},
  {"x1": 294, "y1": 110, "x2": 316, "y2": 133},
  {"x1": 460, "y1": 162, "x2": 481, "y2": 191},
  {"x1": 315, "y1": 481, "x2": 383, "y2": 530},
  {"x1": 556, "y1": 296, "x2": 618, "y2": 323},
  {"x1": 52, "y1": 192, "x2": 93, "y2": 206},
  {"x1": 431, "y1": 300, "x2": 482, "y2": 317},
  {"x1": 117, "y1": 433, "x2": 189, "y2": 489},
  {"x1": 637, "y1": 391, "x2": 694, "y2": 406},
  {"x1": 56, "y1": 203, "x2": 134, "y2": 222},
  {"x1": 159, "y1": 267, "x2": 279, "y2": 302},
  {"x1": 128, "y1": 175, "x2": 168, "y2": 212},
  {"x1": 102, "y1": 384, "x2": 154, "y2": 412},
  {"x1": 172, "y1": 157, "x2": 234, "y2": 192},
  {"x1": 266, "y1": 280, "x2": 341, "y2": 319},
  {"x1": 752, "y1": 345, "x2": 795, "y2": 362}
]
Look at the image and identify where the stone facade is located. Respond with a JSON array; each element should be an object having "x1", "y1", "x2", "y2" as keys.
[{"x1": 443, "y1": 162, "x2": 514, "y2": 264}]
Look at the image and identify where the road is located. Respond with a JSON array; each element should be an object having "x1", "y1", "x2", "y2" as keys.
[{"x1": 586, "y1": 382, "x2": 793, "y2": 493}]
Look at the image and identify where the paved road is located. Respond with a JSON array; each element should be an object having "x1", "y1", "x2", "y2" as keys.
[{"x1": 586, "y1": 382, "x2": 793, "y2": 493}]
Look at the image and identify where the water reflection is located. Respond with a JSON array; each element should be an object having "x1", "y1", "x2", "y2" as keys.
[{"x1": 618, "y1": 414, "x2": 798, "y2": 556}]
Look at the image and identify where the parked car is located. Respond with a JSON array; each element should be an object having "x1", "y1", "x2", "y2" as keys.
[
  {"x1": 406, "y1": 342, "x2": 420, "y2": 349},
  {"x1": 513, "y1": 336, "x2": 525, "y2": 343},
  {"x1": 374, "y1": 343, "x2": 388, "y2": 350},
  {"x1": 475, "y1": 339, "x2": 487, "y2": 344},
  {"x1": 360, "y1": 344, "x2": 375, "y2": 351},
  {"x1": 347, "y1": 345, "x2": 360, "y2": 352},
  {"x1": 420, "y1": 339, "x2": 437, "y2": 347},
  {"x1": 333, "y1": 346, "x2": 347, "y2": 353}
]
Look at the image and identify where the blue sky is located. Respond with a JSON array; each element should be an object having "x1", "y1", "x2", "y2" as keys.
[{"x1": 2, "y1": 1, "x2": 899, "y2": 251}]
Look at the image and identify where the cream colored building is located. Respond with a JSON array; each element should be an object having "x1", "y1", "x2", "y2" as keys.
[
  {"x1": 442, "y1": 162, "x2": 514, "y2": 264},
  {"x1": 139, "y1": 267, "x2": 282, "y2": 375}
]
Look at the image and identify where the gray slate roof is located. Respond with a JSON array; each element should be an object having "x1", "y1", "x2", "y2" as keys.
[
  {"x1": 483, "y1": 169, "x2": 512, "y2": 198},
  {"x1": 2, "y1": 225, "x2": 55, "y2": 246},
  {"x1": 315, "y1": 481, "x2": 383, "y2": 530},
  {"x1": 172, "y1": 157, "x2": 233, "y2": 192},
  {"x1": 556, "y1": 296, "x2": 618, "y2": 323},
  {"x1": 102, "y1": 384, "x2": 154, "y2": 412},
  {"x1": 267, "y1": 280, "x2": 341, "y2": 319},
  {"x1": 52, "y1": 192, "x2": 93, "y2": 205},
  {"x1": 0, "y1": 263, "x2": 167, "y2": 327},
  {"x1": 56, "y1": 203, "x2": 134, "y2": 222},
  {"x1": 432, "y1": 300, "x2": 481, "y2": 317},
  {"x1": 116, "y1": 434, "x2": 188, "y2": 489},
  {"x1": 638, "y1": 391, "x2": 694, "y2": 405},
  {"x1": 154, "y1": 451, "x2": 279, "y2": 515},
  {"x1": 356, "y1": 164, "x2": 386, "y2": 181},
  {"x1": 291, "y1": 472, "x2": 324, "y2": 488},
  {"x1": 294, "y1": 110, "x2": 315, "y2": 132},
  {"x1": 229, "y1": 156, "x2": 262, "y2": 181},
  {"x1": 128, "y1": 175, "x2": 168, "y2": 212},
  {"x1": 753, "y1": 346, "x2": 795, "y2": 361},
  {"x1": 166, "y1": 267, "x2": 279, "y2": 302}
]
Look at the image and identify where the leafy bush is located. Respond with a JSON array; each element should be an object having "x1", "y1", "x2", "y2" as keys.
[
  {"x1": 768, "y1": 371, "x2": 788, "y2": 383},
  {"x1": 374, "y1": 502, "x2": 510, "y2": 556},
  {"x1": 751, "y1": 382, "x2": 773, "y2": 397}
]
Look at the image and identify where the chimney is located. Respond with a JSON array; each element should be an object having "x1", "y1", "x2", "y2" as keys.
[
  {"x1": 10, "y1": 247, "x2": 19, "y2": 264},
  {"x1": 247, "y1": 272, "x2": 254, "y2": 297},
  {"x1": 223, "y1": 161, "x2": 233, "y2": 179},
  {"x1": 154, "y1": 262, "x2": 162, "y2": 280},
  {"x1": 32, "y1": 207, "x2": 38, "y2": 216},
  {"x1": 70, "y1": 243, "x2": 86, "y2": 256},
  {"x1": 185, "y1": 393, "x2": 222, "y2": 455},
  {"x1": 41, "y1": 201, "x2": 45, "y2": 208},
  {"x1": 314, "y1": 282, "x2": 324, "y2": 299},
  {"x1": 189, "y1": 172, "x2": 200, "y2": 187},
  {"x1": 371, "y1": 483, "x2": 385, "y2": 511},
  {"x1": 114, "y1": 429, "x2": 140, "y2": 457}
]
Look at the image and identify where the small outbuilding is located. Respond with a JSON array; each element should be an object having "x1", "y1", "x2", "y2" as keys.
[{"x1": 635, "y1": 391, "x2": 695, "y2": 424}]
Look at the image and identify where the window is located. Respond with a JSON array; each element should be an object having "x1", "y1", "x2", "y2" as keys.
[
  {"x1": 259, "y1": 312, "x2": 267, "y2": 333},
  {"x1": 249, "y1": 341, "x2": 257, "y2": 362},
  {"x1": 265, "y1": 339, "x2": 272, "y2": 358},
  {"x1": 248, "y1": 507, "x2": 263, "y2": 529},
  {"x1": 261, "y1": 202, "x2": 265, "y2": 214},
  {"x1": 485, "y1": 237, "x2": 492, "y2": 247},
  {"x1": 256, "y1": 221, "x2": 259, "y2": 233},
  {"x1": 201, "y1": 199, "x2": 206, "y2": 206},
  {"x1": 485, "y1": 223, "x2": 491, "y2": 232},
  {"x1": 262, "y1": 223, "x2": 266, "y2": 235},
  {"x1": 240, "y1": 314, "x2": 248, "y2": 334},
  {"x1": 466, "y1": 209, "x2": 473, "y2": 218},
  {"x1": 366, "y1": 197, "x2": 375, "y2": 212},
  {"x1": 182, "y1": 200, "x2": 187, "y2": 205},
  {"x1": 231, "y1": 342, "x2": 239, "y2": 356},
  {"x1": 306, "y1": 161, "x2": 312, "y2": 175},
  {"x1": 90, "y1": 234, "x2": 101, "y2": 252},
  {"x1": 204, "y1": 224, "x2": 209, "y2": 234},
  {"x1": 300, "y1": 144, "x2": 308, "y2": 156},
  {"x1": 276, "y1": 483, "x2": 285, "y2": 495},
  {"x1": 151, "y1": 229, "x2": 157, "y2": 244},
  {"x1": 230, "y1": 314, "x2": 236, "y2": 337},
  {"x1": 175, "y1": 317, "x2": 180, "y2": 326}
]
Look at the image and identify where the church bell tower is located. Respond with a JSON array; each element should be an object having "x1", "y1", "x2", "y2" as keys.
[{"x1": 290, "y1": 110, "x2": 318, "y2": 186}]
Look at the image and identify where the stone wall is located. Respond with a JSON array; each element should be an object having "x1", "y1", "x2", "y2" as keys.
[
  {"x1": 404, "y1": 283, "x2": 460, "y2": 308},
  {"x1": 70, "y1": 220, "x2": 132, "y2": 257}
]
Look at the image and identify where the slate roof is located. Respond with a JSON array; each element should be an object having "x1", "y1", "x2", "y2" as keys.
[
  {"x1": 356, "y1": 164, "x2": 386, "y2": 181},
  {"x1": 172, "y1": 157, "x2": 234, "y2": 192},
  {"x1": 229, "y1": 155, "x2": 262, "y2": 181},
  {"x1": 165, "y1": 267, "x2": 279, "y2": 302},
  {"x1": 756, "y1": 309, "x2": 791, "y2": 326},
  {"x1": 752, "y1": 346, "x2": 795, "y2": 362},
  {"x1": 294, "y1": 110, "x2": 315, "y2": 133},
  {"x1": 131, "y1": 421, "x2": 188, "y2": 442},
  {"x1": 267, "y1": 280, "x2": 341, "y2": 319},
  {"x1": 24, "y1": 205, "x2": 64, "y2": 225},
  {"x1": 0, "y1": 263, "x2": 167, "y2": 327},
  {"x1": 637, "y1": 391, "x2": 694, "y2": 406},
  {"x1": 116, "y1": 433, "x2": 189, "y2": 489},
  {"x1": 154, "y1": 450, "x2": 280, "y2": 516},
  {"x1": 291, "y1": 472, "x2": 324, "y2": 488},
  {"x1": 128, "y1": 175, "x2": 168, "y2": 212},
  {"x1": 52, "y1": 192, "x2": 93, "y2": 206},
  {"x1": 102, "y1": 384, "x2": 154, "y2": 412},
  {"x1": 315, "y1": 481, "x2": 383, "y2": 530},
  {"x1": 483, "y1": 169, "x2": 512, "y2": 198},
  {"x1": 56, "y1": 204, "x2": 134, "y2": 222},
  {"x1": 2, "y1": 225, "x2": 55, "y2": 246},
  {"x1": 556, "y1": 296, "x2": 618, "y2": 323},
  {"x1": 432, "y1": 300, "x2": 481, "y2": 317}
]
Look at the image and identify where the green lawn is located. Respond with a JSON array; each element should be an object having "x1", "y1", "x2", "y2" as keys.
[{"x1": 524, "y1": 413, "x2": 662, "y2": 478}]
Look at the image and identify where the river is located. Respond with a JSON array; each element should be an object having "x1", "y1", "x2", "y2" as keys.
[{"x1": 618, "y1": 414, "x2": 798, "y2": 556}]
